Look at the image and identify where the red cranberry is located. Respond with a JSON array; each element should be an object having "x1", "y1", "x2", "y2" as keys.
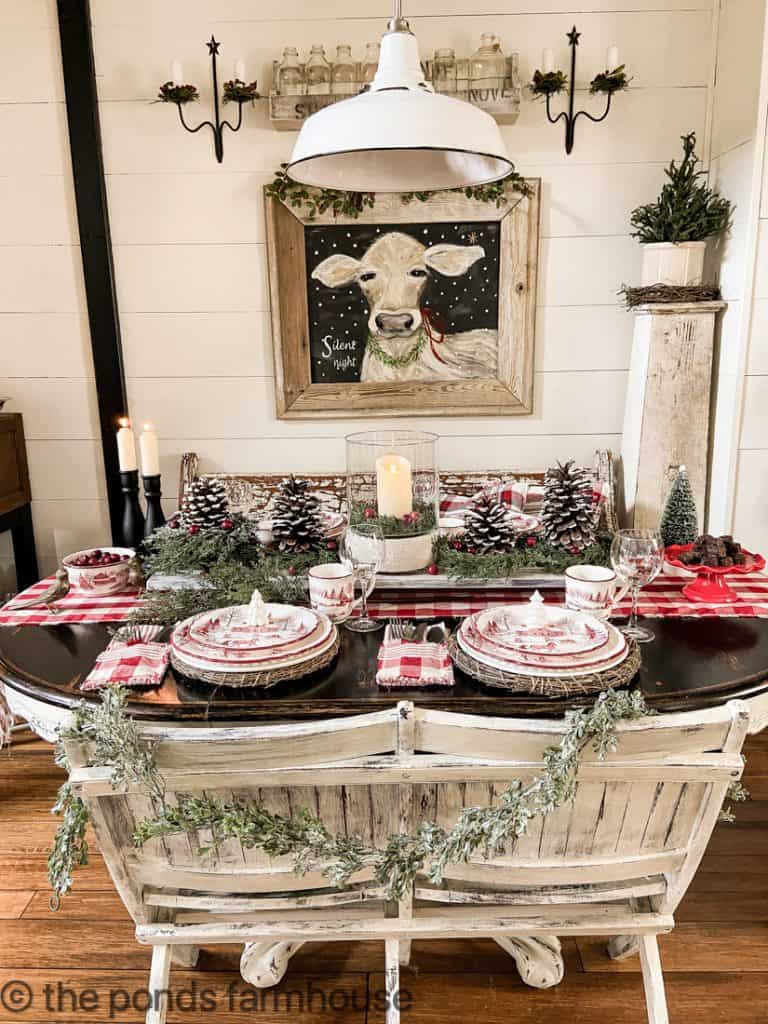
[
  {"x1": 363, "y1": 507, "x2": 377, "y2": 520},
  {"x1": 526, "y1": 536, "x2": 537, "y2": 547},
  {"x1": 426, "y1": 563, "x2": 439, "y2": 575},
  {"x1": 287, "y1": 566, "x2": 296, "y2": 576},
  {"x1": 188, "y1": 524, "x2": 201, "y2": 536},
  {"x1": 168, "y1": 518, "x2": 180, "y2": 529},
  {"x1": 220, "y1": 518, "x2": 234, "y2": 530},
  {"x1": 326, "y1": 540, "x2": 337, "y2": 551}
]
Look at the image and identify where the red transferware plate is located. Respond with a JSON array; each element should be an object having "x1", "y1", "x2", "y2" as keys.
[{"x1": 665, "y1": 544, "x2": 765, "y2": 603}]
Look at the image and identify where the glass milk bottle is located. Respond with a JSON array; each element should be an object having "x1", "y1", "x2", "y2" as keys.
[
  {"x1": 433, "y1": 47, "x2": 457, "y2": 93},
  {"x1": 469, "y1": 33, "x2": 507, "y2": 98},
  {"x1": 305, "y1": 44, "x2": 331, "y2": 95},
  {"x1": 331, "y1": 43, "x2": 357, "y2": 95},
  {"x1": 361, "y1": 41, "x2": 380, "y2": 85},
  {"x1": 278, "y1": 46, "x2": 304, "y2": 95}
]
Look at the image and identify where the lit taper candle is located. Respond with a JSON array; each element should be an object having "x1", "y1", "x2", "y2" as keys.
[{"x1": 116, "y1": 418, "x2": 137, "y2": 472}]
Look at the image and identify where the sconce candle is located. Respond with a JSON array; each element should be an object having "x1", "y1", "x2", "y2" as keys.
[
  {"x1": 116, "y1": 418, "x2": 137, "y2": 472},
  {"x1": 542, "y1": 48, "x2": 554, "y2": 73},
  {"x1": 170, "y1": 59, "x2": 183, "y2": 84},
  {"x1": 606, "y1": 45, "x2": 619, "y2": 69},
  {"x1": 376, "y1": 454, "x2": 413, "y2": 519},
  {"x1": 139, "y1": 423, "x2": 160, "y2": 476},
  {"x1": 234, "y1": 58, "x2": 246, "y2": 81}
]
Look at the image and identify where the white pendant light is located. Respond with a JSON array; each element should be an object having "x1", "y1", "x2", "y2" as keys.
[{"x1": 287, "y1": 3, "x2": 513, "y2": 193}]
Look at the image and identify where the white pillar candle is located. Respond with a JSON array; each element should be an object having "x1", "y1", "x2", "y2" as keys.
[
  {"x1": 606, "y1": 45, "x2": 619, "y2": 69},
  {"x1": 139, "y1": 423, "x2": 160, "y2": 477},
  {"x1": 542, "y1": 48, "x2": 554, "y2": 74},
  {"x1": 116, "y1": 418, "x2": 137, "y2": 472},
  {"x1": 376, "y1": 454, "x2": 413, "y2": 518},
  {"x1": 234, "y1": 58, "x2": 246, "y2": 81},
  {"x1": 170, "y1": 59, "x2": 183, "y2": 84}
]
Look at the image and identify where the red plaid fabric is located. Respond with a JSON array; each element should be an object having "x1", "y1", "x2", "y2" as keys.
[
  {"x1": 81, "y1": 631, "x2": 169, "y2": 691},
  {"x1": 368, "y1": 570, "x2": 768, "y2": 620},
  {"x1": 0, "y1": 684, "x2": 12, "y2": 750},
  {"x1": 0, "y1": 578, "x2": 141, "y2": 626},
  {"x1": 376, "y1": 624, "x2": 454, "y2": 688},
  {"x1": 439, "y1": 480, "x2": 607, "y2": 517}
]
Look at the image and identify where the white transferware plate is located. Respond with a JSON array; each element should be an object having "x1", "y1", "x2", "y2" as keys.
[
  {"x1": 459, "y1": 615, "x2": 624, "y2": 670},
  {"x1": 457, "y1": 624, "x2": 628, "y2": 678},
  {"x1": 171, "y1": 618, "x2": 337, "y2": 673},
  {"x1": 188, "y1": 603, "x2": 318, "y2": 651},
  {"x1": 473, "y1": 604, "x2": 609, "y2": 656}
]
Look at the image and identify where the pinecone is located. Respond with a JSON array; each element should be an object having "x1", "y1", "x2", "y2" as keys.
[
  {"x1": 272, "y1": 476, "x2": 325, "y2": 553},
  {"x1": 463, "y1": 496, "x2": 516, "y2": 554},
  {"x1": 541, "y1": 460, "x2": 597, "y2": 552},
  {"x1": 180, "y1": 478, "x2": 230, "y2": 530}
]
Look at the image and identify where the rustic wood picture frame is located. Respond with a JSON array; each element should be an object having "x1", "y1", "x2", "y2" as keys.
[{"x1": 265, "y1": 180, "x2": 540, "y2": 419}]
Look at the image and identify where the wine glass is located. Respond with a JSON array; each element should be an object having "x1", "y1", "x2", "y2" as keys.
[
  {"x1": 610, "y1": 529, "x2": 663, "y2": 643},
  {"x1": 340, "y1": 523, "x2": 385, "y2": 632}
]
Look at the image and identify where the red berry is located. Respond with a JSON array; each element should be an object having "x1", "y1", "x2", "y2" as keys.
[
  {"x1": 570, "y1": 545, "x2": 580, "y2": 554},
  {"x1": 188, "y1": 524, "x2": 201, "y2": 536},
  {"x1": 402, "y1": 513, "x2": 412, "y2": 525},
  {"x1": 427, "y1": 563, "x2": 439, "y2": 575},
  {"x1": 326, "y1": 540, "x2": 337, "y2": 551},
  {"x1": 526, "y1": 536, "x2": 537, "y2": 547},
  {"x1": 220, "y1": 518, "x2": 234, "y2": 530},
  {"x1": 287, "y1": 565, "x2": 296, "y2": 576},
  {"x1": 363, "y1": 507, "x2": 377, "y2": 520},
  {"x1": 168, "y1": 518, "x2": 180, "y2": 529},
  {"x1": 410, "y1": 510, "x2": 420, "y2": 522},
  {"x1": 451, "y1": 540, "x2": 462, "y2": 551}
]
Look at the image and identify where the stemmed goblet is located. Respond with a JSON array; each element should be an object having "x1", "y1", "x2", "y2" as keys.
[
  {"x1": 610, "y1": 528, "x2": 663, "y2": 643},
  {"x1": 340, "y1": 523, "x2": 385, "y2": 632}
]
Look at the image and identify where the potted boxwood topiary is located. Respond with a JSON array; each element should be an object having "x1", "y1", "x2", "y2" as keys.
[{"x1": 630, "y1": 131, "x2": 731, "y2": 287}]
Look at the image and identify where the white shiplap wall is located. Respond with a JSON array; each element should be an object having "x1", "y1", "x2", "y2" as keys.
[
  {"x1": 0, "y1": 0, "x2": 108, "y2": 587},
  {"x1": 90, "y1": 0, "x2": 711, "y2": 501}
]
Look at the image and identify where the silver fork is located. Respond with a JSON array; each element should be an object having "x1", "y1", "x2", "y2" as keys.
[{"x1": 389, "y1": 617, "x2": 405, "y2": 640}]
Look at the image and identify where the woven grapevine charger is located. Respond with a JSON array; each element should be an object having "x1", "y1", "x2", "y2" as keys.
[
  {"x1": 448, "y1": 634, "x2": 641, "y2": 697},
  {"x1": 170, "y1": 631, "x2": 340, "y2": 689}
]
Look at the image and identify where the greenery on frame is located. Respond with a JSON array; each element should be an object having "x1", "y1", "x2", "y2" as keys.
[
  {"x1": 156, "y1": 81, "x2": 199, "y2": 105},
  {"x1": 590, "y1": 65, "x2": 631, "y2": 95},
  {"x1": 435, "y1": 532, "x2": 612, "y2": 578},
  {"x1": 266, "y1": 163, "x2": 531, "y2": 222},
  {"x1": 630, "y1": 132, "x2": 732, "y2": 244}
]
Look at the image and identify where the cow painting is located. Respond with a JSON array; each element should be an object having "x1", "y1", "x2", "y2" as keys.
[{"x1": 309, "y1": 228, "x2": 499, "y2": 383}]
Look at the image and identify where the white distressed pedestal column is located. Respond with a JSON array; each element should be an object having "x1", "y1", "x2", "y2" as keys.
[{"x1": 621, "y1": 300, "x2": 725, "y2": 529}]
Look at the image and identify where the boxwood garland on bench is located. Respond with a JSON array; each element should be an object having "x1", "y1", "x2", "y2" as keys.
[{"x1": 46, "y1": 686, "x2": 748, "y2": 908}]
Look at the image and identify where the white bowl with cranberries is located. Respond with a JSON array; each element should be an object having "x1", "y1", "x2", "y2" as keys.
[{"x1": 62, "y1": 547, "x2": 135, "y2": 595}]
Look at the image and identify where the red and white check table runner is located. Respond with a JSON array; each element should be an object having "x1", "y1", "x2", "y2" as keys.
[{"x1": 1, "y1": 569, "x2": 768, "y2": 628}]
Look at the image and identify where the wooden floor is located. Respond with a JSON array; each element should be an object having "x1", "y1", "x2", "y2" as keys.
[{"x1": 1, "y1": 729, "x2": 767, "y2": 1022}]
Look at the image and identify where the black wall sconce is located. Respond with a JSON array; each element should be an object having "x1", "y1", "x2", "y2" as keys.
[
  {"x1": 156, "y1": 37, "x2": 259, "y2": 164},
  {"x1": 530, "y1": 26, "x2": 629, "y2": 155}
]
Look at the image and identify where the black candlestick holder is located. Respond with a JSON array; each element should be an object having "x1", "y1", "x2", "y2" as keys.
[
  {"x1": 142, "y1": 475, "x2": 166, "y2": 537},
  {"x1": 120, "y1": 470, "x2": 146, "y2": 548}
]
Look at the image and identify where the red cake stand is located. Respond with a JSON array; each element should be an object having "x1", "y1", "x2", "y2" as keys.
[{"x1": 665, "y1": 544, "x2": 765, "y2": 603}]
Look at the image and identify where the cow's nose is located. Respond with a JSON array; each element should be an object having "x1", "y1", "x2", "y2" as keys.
[{"x1": 375, "y1": 313, "x2": 415, "y2": 332}]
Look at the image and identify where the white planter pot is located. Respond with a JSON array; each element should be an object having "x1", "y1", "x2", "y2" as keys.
[{"x1": 640, "y1": 241, "x2": 707, "y2": 287}]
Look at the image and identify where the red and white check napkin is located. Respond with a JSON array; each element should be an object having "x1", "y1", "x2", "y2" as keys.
[
  {"x1": 439, "y1": 479, "x2": 608, "y2": 517},
  {"x1": 376, "y1": 623, "x2": 454, "y2": 688},
  {"x1": 80, "y1": 625, "x2": 168, "y2": 692}
]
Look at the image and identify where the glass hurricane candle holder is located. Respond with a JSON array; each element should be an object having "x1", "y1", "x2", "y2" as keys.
[{"x1": 345, "y1": 429, "x2": 438, "y2": 573}]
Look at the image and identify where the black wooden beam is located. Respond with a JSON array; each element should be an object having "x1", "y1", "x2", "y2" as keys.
[{"x1": 57, "y1": 0, "x2": 126, "y2": 543}]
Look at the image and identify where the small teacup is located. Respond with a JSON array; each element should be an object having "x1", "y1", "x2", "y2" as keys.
[
  {"x1": 564, "y1": 564, "x2": 629, "y2": 619},
  {"x1": 308, "y1": 563, "x2": 373, "y2": 624}
]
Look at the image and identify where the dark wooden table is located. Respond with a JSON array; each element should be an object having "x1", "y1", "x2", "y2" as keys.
[{"x1": 3, "y1": 614, "x2": 768, "y2": 722}]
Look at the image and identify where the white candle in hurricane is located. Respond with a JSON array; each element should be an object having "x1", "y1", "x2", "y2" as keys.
[
  {"x1": 116, "y1": 418, "x2": 137, "y2": 472},
  {"x1": 234, "y1": 59, "x2": 246, "y2": 81},
  {"x1": 139, "y1": 423, "x2": 160, "y2": 477},
  {"x1": 606, "y1": 45, "x2": 619, "y2": 69},
  {"x1": 542, "y1": 48, "x2": 554, "y2": 74},
  {"x1": 376, "y1": 454, "x2": 413, "y2": 518},
  {"x1": 170, "y1": 59, "x2": 183, "y2": 85}
]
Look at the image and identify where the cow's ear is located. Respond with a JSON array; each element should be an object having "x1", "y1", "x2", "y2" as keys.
[
  {"x1": 311, "y1": 254, "x2": 362, "y2": 288},
  {"x1": 424, "y1": 243, "x2": 485, "y2": 277}
]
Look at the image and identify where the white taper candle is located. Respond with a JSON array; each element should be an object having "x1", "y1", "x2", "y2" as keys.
[
  {"x1": 116, "y1": 418, "x2": 137, "y2": 472},
  {"x1": 139, "y1": 423, "x2": 160, "y2": 477},
  {"x1": 542, "y1": 48, "x2": 554, "y2": 74},
  {"x1": 606, "y1": 45, "x2": 619, "y2": 69}
]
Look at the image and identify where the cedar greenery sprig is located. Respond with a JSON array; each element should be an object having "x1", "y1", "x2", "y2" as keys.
[
  {"x1": 401, "y1": 167, "x2": 532, "y2": 205},
  {"x1": 529, "y1": 69, "x2": 568, "y2": 97},
  {"x1": 140, "y1": 515, "x2": 260, "y2": 576},
  {"x1": 590, "y1": 64, "x2": 631, "y2": 95},
  {"x1": 630, "y1": 132, "x2": 732, "y2": 243},
  {"x1": 435, "y1": 533, "x2": 611, "y2": 578},
  {"x1": 156, "y1": 81, "x2": 199, "y2": 104},
  {"x1": 349, "y1": 499, "x2": 437, "y2": 538},
  {"x1": 222, "y1": 79, "x2": 260, "y2": 104}
]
